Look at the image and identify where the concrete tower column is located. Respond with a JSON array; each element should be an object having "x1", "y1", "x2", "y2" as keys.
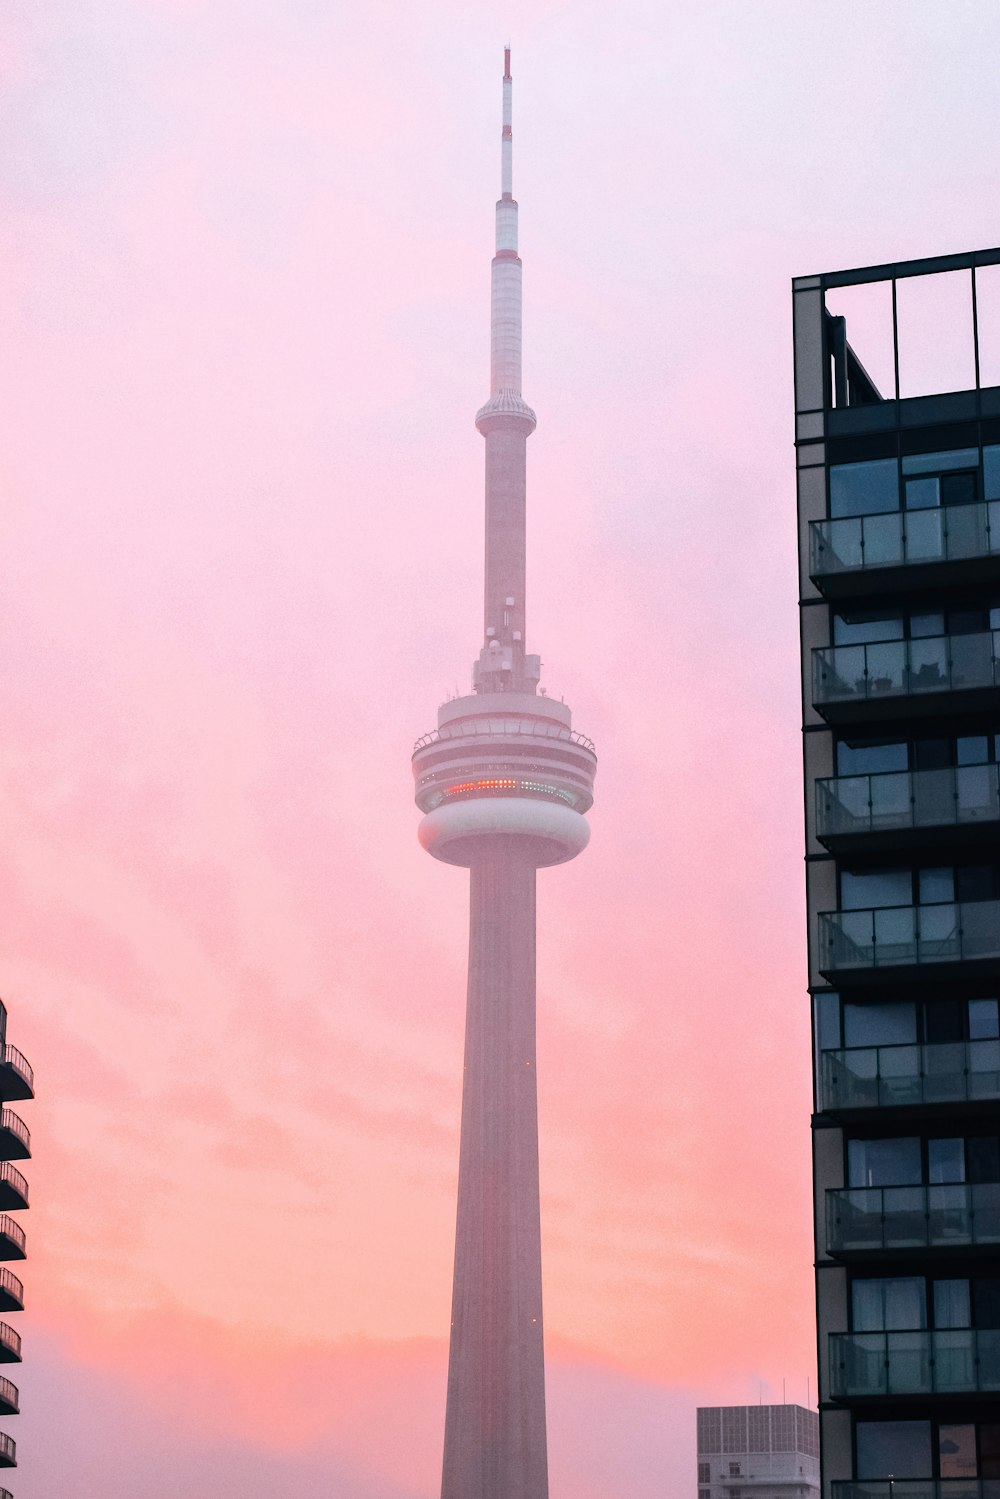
[{"x1": 440, "y1": 847, "x2": 547, "y2": 1499}]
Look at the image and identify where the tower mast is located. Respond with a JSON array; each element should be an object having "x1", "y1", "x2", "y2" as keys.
[{"x1": 412, "y1": 50, "x2": 597, "y2": 1499}]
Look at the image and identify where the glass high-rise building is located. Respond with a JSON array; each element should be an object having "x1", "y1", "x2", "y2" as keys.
[{"x1": 794, "y1": 247, "x2": 1000, "y2": 1499}]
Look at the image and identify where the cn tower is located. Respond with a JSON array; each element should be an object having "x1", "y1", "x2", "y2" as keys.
[{"x1": 412, "y1": 48, "x2": 597, "y2": 1499}]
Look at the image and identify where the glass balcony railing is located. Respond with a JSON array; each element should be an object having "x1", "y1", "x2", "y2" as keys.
[
  {"x1": 830, "y1": 1327, "x2": 1000, "y2": 1397},
  {"x1": 827, "y1": 1183, "x2": 1000, "y2": 1254},
  {"x1": 813, "y1": 631, "x2": 1000, "y2": 709},
  {"x1": 821, "y1": 1039, "x2": 1000, "y2": 1112},
  {"x1": 811, "y1": 501, "x2": 1000, "y2": 579},
  {"x1": 817, "y1": 765, "x2": 1000, "y2": 841},
  {"x1": 834, "y1": 1486, "x2": 1000, "y2": 1499},
  {"x1": 819, "y1": 900, "x2": 1000, "y2": 972}
]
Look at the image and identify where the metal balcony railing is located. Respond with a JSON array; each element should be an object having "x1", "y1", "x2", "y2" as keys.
[
  {"x1": 0, "y1": 1167, "x2": 27, "y2": 1209},
  {"x1": 813, "y1": 631, "x2": 1000, "y2": 709},
  {"x1": 0, "y1": 1113, "x2": 29, "y2": 1157},
  {"x1": 827, "y1": 1183, "x2": 1000, "y2": 1254},
  {"x1": 820, "y1": 1038, "x2": 1000, "y2": 1113},
  {"x1": 0, "y1": 1271, "x2": 24, "y2": 1309},
  {"x1": 819, "y1": 899, "x2": 1000, "y2": 972},
  {"x1": 0, "y1": 1378, "x2": 19, "y2": 1414},
  {"x1": 0, "y1": 1430, "x2": 15, "y2": 1465},
  {"x1": 833, "y1": 1482, "x2": 1000, "y2": 1499},
  {"x1": 1, "y1": 1048, "x2": 32, "y2": 1097},
  {"x1": 831, "y1": 1327, "x2": 1000, "y2": 1396},
  {"x1": 811, "y1": 499, "x2": 1000, "y2": 579},
  {"x1": 817, "y1": 764, "x2": 1000, "y2": 841},
  {"x1": 0, "y1": 1219, "x2": 24, "y2": 1258}
]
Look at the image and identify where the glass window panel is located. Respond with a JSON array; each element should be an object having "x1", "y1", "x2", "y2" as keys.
[
  {"x1": 911, "y1": 612, "x2": 945, "y2": 638},
  {"x1": 934, "y1": 1280, "x2": 971, "y2": 1328},
  {"x1": 976, "y1": 262, "x2": 1000, "y2": 388},
  {"x1": 926, "y1": 1000, "x2": 963, "y2": 1043},
  {"x1": 905, "y1": 477, "x2": 941, "y2": 509},
  {"x1": 956, "y1": 865, "x2": 996, "y2": 902},
  {"x1": 825, "y1": 282, "x2": 897, "y2": 401},
  {"x1": 920, "y1": 868, "x2": 954, "y2": 904},
  {"x1": 830, "y1": 460, "x2": 899, "y2": 519},
  {"x1": 942, "y1": 471, "x2": 979, "y2": 507},
  {"x1": 984, "y1": 446, "x2": 1000, "y2": 501},
  {"x1": 849, "y1": 1136, "x2": 921, "y2": 1187},
  {"x1": 896, "y1": 269, "x2": 976, "y2": 398},
  {"x1": 938, "y1": 1425, "x2": 977, "y2": 1479},
  {"x1": 814, "y1": 992, "x2": 841, "y2": 1051},
  {"x1": 915, "y1": 739, "x2": 951, "y2": 771},
  {"x1": 929, "y1": 1138, "x2": 965, "y2": 1184},
  {"x1": 981, "y1": 1423, "x2": 1000, "y2": 1479},
  {"x1": 991, "y1": 608, "x2": 1000, "y2": 629},
  {"x1": 844, "y1": 1002, "x2": 916, "y2": 1048},
  {"x1": 843, "y1": 869, "x2": 912, "y2": 910},
  {"x1": 837, "y1": 739, "x2": 908, "y2": 775},
  {"x1": 970, "y1": 999, "x2": 1000, "y2": 1040},
  {"x1": 834, "y1": 612, "x2": 904, "y2": 644},
  {"x1": 949, "y1": 609, "x2": 989, "y2": 635},
  {"x1": 968, "y1": 1137, "x2": 1000, "y2": 1184},
  {"x1": 856, "y1": 1421, "x2": 931, "y2": 1479},
  {"x1": 973, "y1": 1277, "x2": 1000, "y2": 1329},
  {"x1": 958, "y1": 736, "x2": 990, "y2": 765},
  {"x1": 903, "y1": 449, "x2": 979, "y2": 476},
  {"x1": 854, "y1": 1277, "x2": 926, "y2": 1331}
]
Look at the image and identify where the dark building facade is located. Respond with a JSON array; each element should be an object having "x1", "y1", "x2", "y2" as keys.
[
  {"x1": 795, "y1": 246, "x2": 1000, "y2": 1499},
  {"x1": 0, "y1": 1000, "x2": 33, "y2": 1490}
]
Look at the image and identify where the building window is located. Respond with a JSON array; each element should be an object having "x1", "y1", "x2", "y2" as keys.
[
  {"x1": 856, "y1": 1420, "x2": 931, "y2": 1479},
  {"x1": 729, "y1": 1463, "x2": 742, "y2": 1477},
  {"x1": 699, "y1": 1464, "x2": 711, "y2": 1483}
]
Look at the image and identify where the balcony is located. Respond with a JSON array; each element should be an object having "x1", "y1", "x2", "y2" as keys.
[
  {"x1": 0, "y1": 1379, "x2": 18, "y2": 1418},
  {"x1": 0, "y1": 1113, "x2": 29, "y2": 1166},
  {"x1": 810, "y1": 500, "x2": 1000, "y2": 598},
  {"x1": 818, "y1": 899, "x2": 1000, "y2": 982},
  {"x1": 0, "y1": 1431, "x2": 15, "y2": 1467},
  {"x1": 0, "y1": 1169, "x2": 27, "y2": 1216},
  {"x1": 0, "y1": 1271, "x2": 24, "y2": 1317},
  {"x1": 0, "y1": 1324, "x2": 22, "y2": 1365},
  {"x1": 0, "y1": 1219, "x2": 26, "y2": 1264},
  {"x1": 0, "y1": 1047, "x2": 33, "y2": 1104},
  {"x1": 827, "y1": 1184, "x2": 1000, "y2": 1256},
  {"x1": 821, "y1": 1039, "x2": 1000, "y2": 1116},
  {"x1": 830, "y1": 1327, "x2": 1000, "y2": 1398},
  {"x1": 816, "y1": 765, "x2": 1000, "y2": 853},
  {"x1": 834, "y1": 1487, "x2": 1000, "y2": 1499},
  {"x1": 812, "y1": 632, "x2": 1000, "y2": 723}
]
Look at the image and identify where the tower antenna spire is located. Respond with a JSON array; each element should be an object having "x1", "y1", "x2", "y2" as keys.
[{"x1": 473, "y1": 44, "x2": 537, "y2": 695}]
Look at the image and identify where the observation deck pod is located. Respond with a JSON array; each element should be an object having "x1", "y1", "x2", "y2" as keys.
[{"x1": 413, "y1": 693, "x2": 597, "y2": 868}]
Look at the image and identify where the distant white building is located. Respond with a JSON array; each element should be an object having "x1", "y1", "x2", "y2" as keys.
[{"x1": 697, "y1": 1405, "x2": 820, "y2": 1499}]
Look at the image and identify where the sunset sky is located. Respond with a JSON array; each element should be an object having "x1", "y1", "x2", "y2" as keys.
[{"x1": 2, "y1": 3, "x2": 999, "y2": 1495}]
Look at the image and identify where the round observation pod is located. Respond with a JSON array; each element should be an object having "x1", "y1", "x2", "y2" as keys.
[{"x1": 412, "y1": 693, "x2": 597, "y2": 868}]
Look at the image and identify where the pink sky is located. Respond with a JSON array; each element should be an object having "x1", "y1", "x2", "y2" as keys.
[{"x1": 1, "y1": 2, "x2": 999, "y2": 1494}]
